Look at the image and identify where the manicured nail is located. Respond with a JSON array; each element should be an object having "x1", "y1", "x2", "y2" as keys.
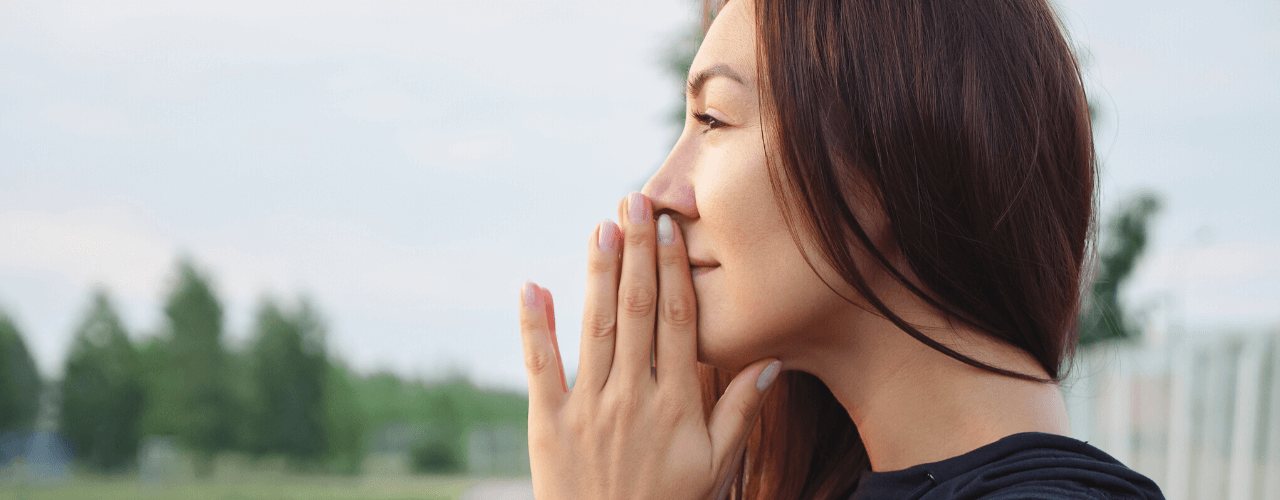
[
  {"x1": 657, "y1": 214, "x2": 673, "y2": 245},
  {"x1": 628, "y1": 192, "x2": 648, "y2": 225},
  {"x1": 598, "y1": 220, "x2": 619, "y2": 251},
  {"x1": 522, "y1": 282, "x2": 542, "y2": 309},
  {"x1": 756, "y1": 361, "x2": 781, "y2": 391}
]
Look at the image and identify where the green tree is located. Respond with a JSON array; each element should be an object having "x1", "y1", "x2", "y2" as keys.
[
  {"x1": 410, "y1": 434, "x2": 464, "y2": 474},
  {"x1": 58, "y1": 289, "x2": 146, "y2": 472},
  {"x1": 162, "y1": 258, "x2": 235, "y2": 474},
  {"x1": 1080, "y1": 192, "x2": 1162, "y2": 346},
  {"x1": 225, "y1": 345, "x2": 258, "y2": 454},
  {"x1": 409, "y1": 385, "x2": 467, "y2": 474},
  {"x1": 245, "y1": 298, "x2": 328, "y2": 464},
  {"x1": 0, "y1": 310, "x2": 41, "y2": 433},
  {"x1": 136, "y1": 336, "x2": 180, "y2": 438},
  {"x1": 324, "y1": 360, "x2": 367, "y2": 474}
]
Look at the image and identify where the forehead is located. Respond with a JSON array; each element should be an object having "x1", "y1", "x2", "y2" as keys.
[{"x1": 689, "y1": 0, "x2": 756, "y2": 88}]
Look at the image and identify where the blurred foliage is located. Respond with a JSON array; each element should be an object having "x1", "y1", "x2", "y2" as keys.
[
  {"x1": 410, "y1": 436, "x2": 464, "y2": 474},
  {"x1": 3, "y1": 256, "x2": 528, "y2": 475},
  {"x1": 323, "y1": 361, "x2": 367, "y2": 475},
  {"x1": 353, "y1": 374, "x2": 526, "y2": 434},
  {"x1": 59, "y1": 290, "x2": 146, "y2": 472},
  {"x1": 409, "y1": 388, "x2": 464, "y2": 475},
  {"x1": 244, "y1": 298, "x2": 329, "y2": 464},
  {"x1": 137, "y1": 336, "x2": 180, "y2": 438},
  {"x1": 159, "y1": 259, "x2": 237, "y2": 475},
  {"x1": 1080, "y1": 192, "x2": 1163, "y2": 346},
  {"x1": 354, "y1": 372, "x2": 526, "y2": 475},
  {"x1": 0, "y1": 309, "x2": 40, "y2": 433},
  {"x1": 661, "y1": 2, "x2": 705, "y2": 140}
]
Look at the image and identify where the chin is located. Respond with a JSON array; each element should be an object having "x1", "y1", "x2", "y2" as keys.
[{"x1": 694, "y1": 319, "x2": 765, "y2": 374}]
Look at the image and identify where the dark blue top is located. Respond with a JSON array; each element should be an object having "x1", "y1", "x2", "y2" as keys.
[{"x1": 847, "y1": 432, "x2": 1165, "y2": 500}]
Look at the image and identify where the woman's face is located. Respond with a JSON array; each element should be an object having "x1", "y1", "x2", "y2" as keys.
[{"x1": 641, "y1": 0, "x2": 858, "y2": 371}]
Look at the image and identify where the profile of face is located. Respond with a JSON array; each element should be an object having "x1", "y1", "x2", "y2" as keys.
[{"x1": 641, "y1": 0, "x2": 886, "y2": 372}]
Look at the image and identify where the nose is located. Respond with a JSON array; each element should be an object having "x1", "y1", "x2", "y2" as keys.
[{"x1": 641, "y1": 135, "x2": 699, "y2": 220}]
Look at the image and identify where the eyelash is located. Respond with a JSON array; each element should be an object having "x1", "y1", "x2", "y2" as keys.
[{"x1": 692, "y1": 111, "x2": 726, "y2": 131}]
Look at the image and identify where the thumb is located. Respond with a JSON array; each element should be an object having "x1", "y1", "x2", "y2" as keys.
[{"x1": 707, "y1": 359, "x2": 782, "y2": 465}]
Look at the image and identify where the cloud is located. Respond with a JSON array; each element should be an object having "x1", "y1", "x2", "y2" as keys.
[{"x1": 0, "y1": 209, "x2": 173, "y2": 297}]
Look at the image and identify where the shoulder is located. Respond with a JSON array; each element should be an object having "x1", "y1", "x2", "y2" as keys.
[{"x1": 850, "y1": 433, "x2": 1165, "y2": 500}]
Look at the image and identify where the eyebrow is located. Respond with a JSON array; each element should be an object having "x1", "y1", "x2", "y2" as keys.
[{"x1": 686, "y1": 64, "x2": 749, "y2": 98}]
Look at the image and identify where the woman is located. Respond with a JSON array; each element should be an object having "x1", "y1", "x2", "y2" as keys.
[{"x1": 518, "y1": 0, "x2": 1165, "y2": 498}]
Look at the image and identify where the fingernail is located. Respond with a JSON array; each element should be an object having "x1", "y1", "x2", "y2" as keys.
[
  {"x1": 756, "y1": 361, "x2": 781, "y2": 391},
  {"x1": 628, "y1": 192, "x2": 649, "y2": 224},
  {"x1": 522, "y1": 282, "x2": 542, "y2": 309},
  {"x1": 598, "y1": 220, "x2": 618, "y2": 252},
  {"x1": 657, "y1": 214, "x2": 673, "y2": 245}
]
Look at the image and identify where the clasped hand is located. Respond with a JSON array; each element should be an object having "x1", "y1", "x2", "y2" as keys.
[{"x1": 519, "y1": 192, "x2": 781, "y2": 500}]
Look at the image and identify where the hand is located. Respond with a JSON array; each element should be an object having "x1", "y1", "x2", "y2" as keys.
[{"x1": 518, "y1": 191, "x2": 782, "y2": 500}]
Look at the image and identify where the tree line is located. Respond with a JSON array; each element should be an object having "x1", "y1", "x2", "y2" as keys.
[{"x1": 0, "y1": 258, "x2": 528, "y2": 476}]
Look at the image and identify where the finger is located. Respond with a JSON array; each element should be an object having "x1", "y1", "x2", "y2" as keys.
[
  {"x1": 708, "y1": 359, "x2": 781, "y2": 466},
  {"x1": 576, "y1": 219, "x2": 622, "y2": 393},
  {"x1": 520, "y1": 281, "x2": 567, "y2": 411},
  {"x1": 611, "y1": 191, "x2": 658, "y2": 387},
  {"x1": 654, "y1": 214, "x2": 698, "y2": 390},
  {"x1": 541, "y1": 286, "x2": 567, "y2": 391}
]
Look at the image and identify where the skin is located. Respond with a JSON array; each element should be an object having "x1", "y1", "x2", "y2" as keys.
[{"x1": 518, "y1": 0, "x2": 1072, "y2": 496}]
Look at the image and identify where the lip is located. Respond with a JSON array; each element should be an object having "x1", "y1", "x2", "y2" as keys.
[
  {"x1": 690, "y1": 264, "x2": 720, "y2": 277},
  {"x1": 688, "y1": 258, "x2": 720, "y2": 267}
]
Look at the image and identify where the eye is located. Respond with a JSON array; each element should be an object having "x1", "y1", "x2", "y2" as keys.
[{"x1": 692, "y1": 110, "x2": 727, "y2": 131}]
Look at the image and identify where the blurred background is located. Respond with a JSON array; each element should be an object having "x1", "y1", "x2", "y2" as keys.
[{"x1": 0, "y1": 0, "x2": 1276, "y2": 499}]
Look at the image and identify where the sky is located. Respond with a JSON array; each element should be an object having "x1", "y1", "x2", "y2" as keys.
[{"x1": 1, "y1": 0, "x2": 1277, "y2": 391}]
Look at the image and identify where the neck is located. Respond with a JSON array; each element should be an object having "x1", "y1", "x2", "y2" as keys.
[{"x1": 799, "y1": 309, "x2": 1071, "y2": 472}]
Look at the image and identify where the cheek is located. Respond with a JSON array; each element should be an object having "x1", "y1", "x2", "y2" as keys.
[
  {"x1": 694, "y1": 242, "x2": 837, "y2": 370},
  {"x1": 690, "y1": 148, "x2": 837, "y2": 369}
]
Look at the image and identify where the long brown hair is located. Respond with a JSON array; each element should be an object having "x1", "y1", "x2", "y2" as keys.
[{"x1": 696, "y1": 0, "x2": 1096, "y2": 498}]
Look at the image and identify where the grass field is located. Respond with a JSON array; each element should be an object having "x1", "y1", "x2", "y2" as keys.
[
  {"x1": 0, "y1": 449, "x2": 533, "y2": 499},
  {"x1": 0, "y1": 475, "x2": 485, "y2": 500}
]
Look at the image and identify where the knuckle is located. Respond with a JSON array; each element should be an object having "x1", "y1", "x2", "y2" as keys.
[
  {"x1": 620, "y1": 285, "x2": 657, "y2": 317},
  {"x1": 524, "y1": 347, "x2": 556, "y2": 375},
  {"x1": 662, "y1": 294, "x2": 697, "y2": 326},
  {"x1": 583, "y1": 312, "x2": 616, "y2": 339},
  {"x1": 519, "y1": 315, "x2": 544, "y2": 334},
  {"x1": 587, "y1": 254, "x2": 616, "y2": 274},
  {"x1": 605, "y1": 391, "x2": 643, "y2": 419},
  {"x1": 566, "y1": 411, "x2": 590, "y2": 438},
  {"x1": 733, "y1": 400, "x2": 755, "y2": 424},
  {"x1": 626, "y1": 227, "x2": 654, "y2": 247}
]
